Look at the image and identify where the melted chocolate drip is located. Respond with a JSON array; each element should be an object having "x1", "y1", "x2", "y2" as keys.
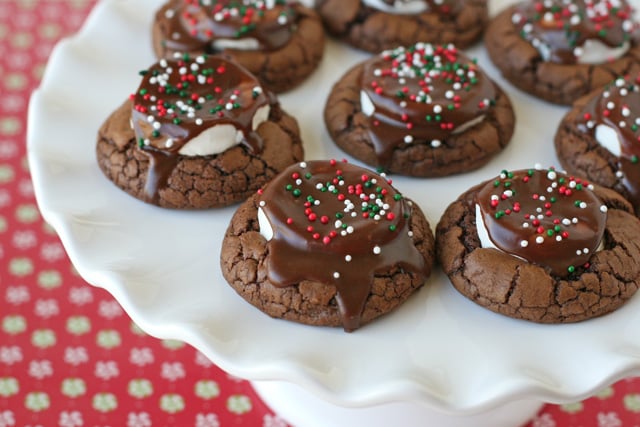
[
  {"x1": 475, "y1": 167, "x2": 607, "y2": 277},
  {"x1": 359, "y1": 44, "x2": 496, "y2": 168},
  {"x1": 513, "y1": 0, "x2": 637, "y2": 64},
  {"x1": 160, "y1": 0, "x2": 298, "y2": 54},
  {"x1": 259, "y1": 160, "x2": 428, "y2": 331},
  {"x1": 130, "y1": 54, "x2": 271, "y2": 203},
  {"x1": 577, "y1": 76, "x2": 640, "y2": 213}
]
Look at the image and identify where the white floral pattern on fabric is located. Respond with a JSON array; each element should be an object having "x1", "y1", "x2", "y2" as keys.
[{"x1": 0, "y1": 1, "x2": 637, "y2": 426}]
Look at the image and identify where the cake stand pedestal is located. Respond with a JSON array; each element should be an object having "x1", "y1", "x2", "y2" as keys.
[{"x1": 252, "y1": 380, "x2": 544, "y2": 427}]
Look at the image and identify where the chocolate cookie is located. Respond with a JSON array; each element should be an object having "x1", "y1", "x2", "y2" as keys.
[
  {"x1": 316, "y1": 0, "x2": 487, "y2": 53},
  {"x1": 96, "y1": 54, "x2": 304, "y2": 209},
  {"x1": 555, "y1": 75, "x2": 640, "y2": 214},
  {"x1": 485, "y1": 0, "x2": 640, "y2": 105},
  {"x1": 436, "y1": 166, "x2": 640, "y2": 323},
  {"x1": 152, "y1": 0, "x2": 325, "y2": 93},
  {"x1": 324, "y1": 43, "x2": 515, "y2": 177},
  {"x1": 220, "y1": 159, "x2": 435, "y2": 331}
]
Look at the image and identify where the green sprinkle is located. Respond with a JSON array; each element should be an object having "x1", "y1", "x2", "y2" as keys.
[
  {"x1": 389, "y1": 225, "x2": 397, "y2": 232},
  {"x1": 567, "y1": 265, "x2": 576, "y2": 274},
  {"x1": 292, "y1": 189, "x2": 301, "y2": 197},
  {"x1": 394, "y1": 194, "x2": 403, "y2": 201},
  {"x1": 285, "y1": 184, "x2": 293, "y2": 191},
  {"x1": 632, "y1": 155, "x2": 639, "y2": 164}
]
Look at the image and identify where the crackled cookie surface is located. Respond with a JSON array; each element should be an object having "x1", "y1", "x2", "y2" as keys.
[
  {"x1": 556, "y1": 75, "x2": 640, "y2": 214},
  {"x1": 324, "y1": 43, "x2": 514, "y2": 177},
  {"x1": 97, "y1": 54, "x2": 303, "y2": 209},
  {"x1": 485, "y1": 0, "x2": 640, "y2": 104},
  {"x1": 317, "y1": 0, "x2": 487, "y2": 52},
  {"x1": 221, "y1": 160, "x2": 435, "y2": 331},
  {"x1": 152, "y1": 0, "x2": 324, "y2": 92},
  {"x1": 436, "y1": 165, "x2": 640, "y2": 323}
]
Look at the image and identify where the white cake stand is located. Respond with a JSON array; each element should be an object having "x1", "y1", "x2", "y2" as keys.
[{"x1": 27, "y1": 0, "x2": 640, "y2": 426}]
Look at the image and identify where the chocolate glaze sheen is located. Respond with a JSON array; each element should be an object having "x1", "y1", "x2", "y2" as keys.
[
  {"x1": 577, "y1": 76, "x2": 640, "y2": 213},
  {"x1": 258, "y1": 160, "x2": 428, "y2": 331},
  {"x1": 159, "y1": 0, "x2": 298, "y2": 54},
  {"x1": 475, "y1": 167, "x2": 607, "y2": 277},
  {"x1": 513, "y1": 0, "x2": 637, "y2": 64},
  {"x1": 131, "y1": 54, "x2": 271, "y2": 203},
  {"x1": 359, "y1": 43, "x2": 496, "y2": 168}
]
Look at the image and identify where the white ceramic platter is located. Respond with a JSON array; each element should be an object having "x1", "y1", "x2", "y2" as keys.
[{"x1": 28, "y1": 0, "x2": 640, "y2": 414}]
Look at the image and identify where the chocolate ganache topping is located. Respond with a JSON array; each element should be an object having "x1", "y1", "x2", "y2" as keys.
[
  {"x1": 512, "y1": 0, "x2": 638, "y2": 64},
  {"x1": 475, "y1": 167, "x2": 608, "y2": 277},
  {"x1": 359, "y1": 43, "x2": 496, "y2": 168},
  {"x1": 576, "y1": 75, "x2": 640, "y2": 212},
  {"x1": 257, "y1": 160, "x2": 428, "y2": 331},
  {"x1": 131, "y1": 53, "x2": 271, "y2": 203},
  {"x1": 160, "y1": 0, "x2": 298, "y2": 54}
]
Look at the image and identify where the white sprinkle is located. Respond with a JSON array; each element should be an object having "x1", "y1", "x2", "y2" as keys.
[
  {"x1": 431, "y1": 139, "x2": 441, "y2": 148},
  {"x1": 536, "y1": 236, "x2": 544, "y2": 244},
  {"x1": 299, "y1": 162, "x2": 307, "y2": 168},
  {"x1": 583, "y1": 248, "x2": 590, "y2": 254},
  {"x1": 195, "y1": 118, "x2": 203, "y2": 126},
  {"x1": 579, "y1": 202, "x2": 587, "y2": 209},
  {"x1": 259, "y1": 200, "x2": 266, "y2": 207},
  {"x1": 165, "y1": 138, "x2": 174, "y2": 148},
  {"x1": 373, "y1": 246, "x2": 381, "y2": 255},
  {"x1": 296, "y1": 179, "x2": 302, "y2": 185},
  {"x1": 153, "y1": 122, "x2": 161, "y2": 130},
  {"x1": 520, "y1": 240, "x2": 529, "y2": 247},
  {"x1": 600, "y1": 205, "x2": 608, "y2": 213},
  {"x1": 576, "y1": 250, "x2": 582, "y2": 255},
  {"x1": 408, "y1": 231, "x2": 414, "y2": 237},
  {"x1": 345, "y1": 255, "x2": 352, "y2": 262},
  {"x1": 404, "y1": 135, "x2": 414, "y2": 144},
  {"x1": 547, "y1": 170, "x2": 557, "y2": 180},
  {"x1": 433, "y1": 105, "x2": 442, "y2": 114},
  {"x1": 333, "y1": 272, "x2": 340, "y2": 279}
]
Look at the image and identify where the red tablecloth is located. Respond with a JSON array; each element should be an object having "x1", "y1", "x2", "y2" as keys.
[{"x1": 1, "y1": 1, "x2": 640, "y2": 426}]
